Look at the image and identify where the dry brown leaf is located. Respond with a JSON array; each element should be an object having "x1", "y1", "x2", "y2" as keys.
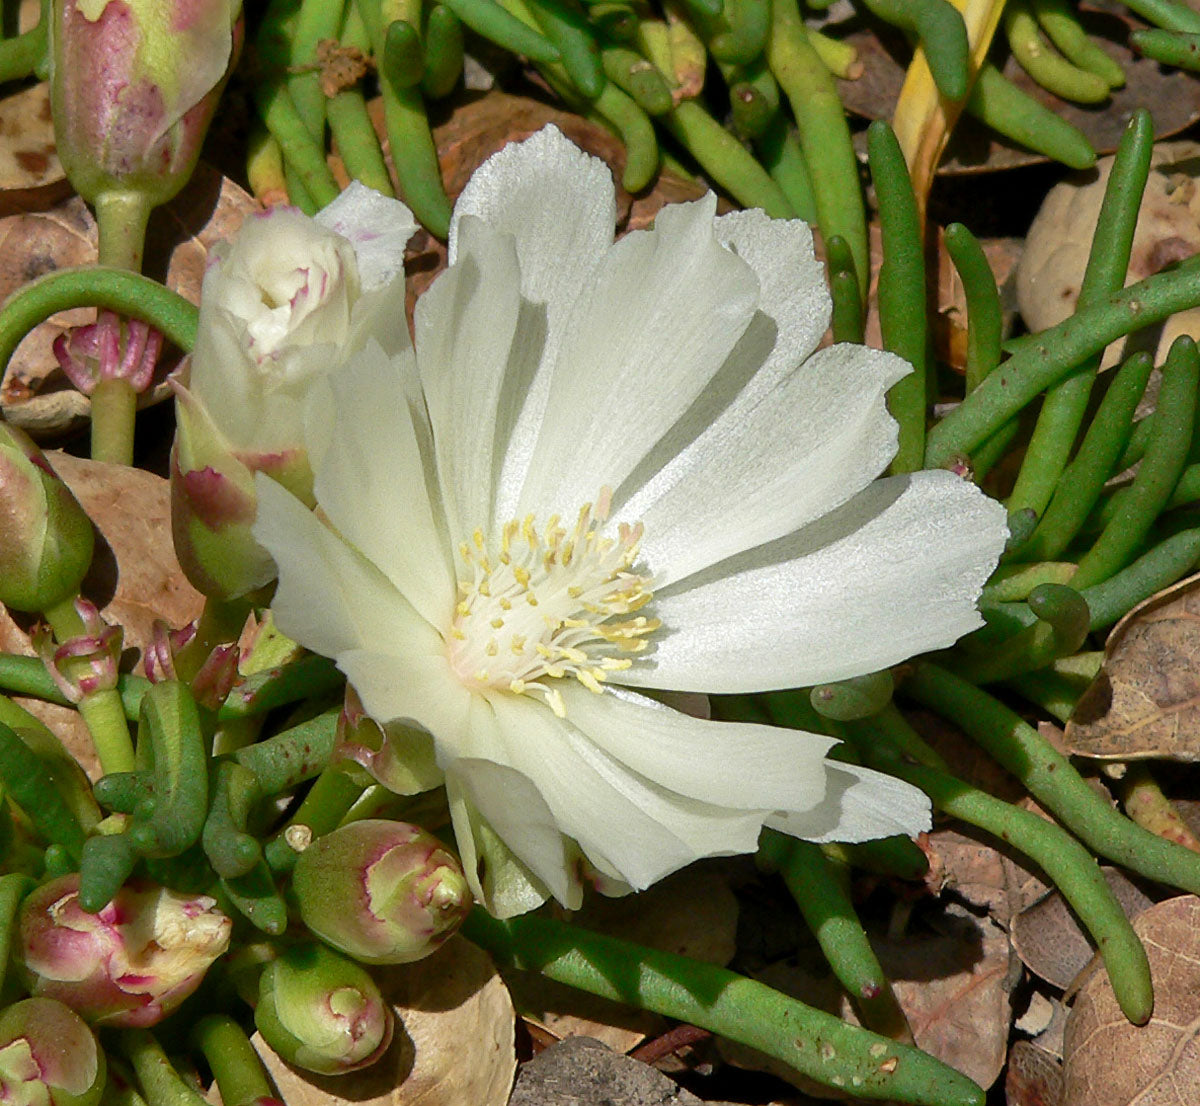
[
  {"x1": 1005, "y1": 1040, "x2": 1063, "y2": 1106},
  {"x1": 0, "y1": 452, "x2": 203, "y2": 776},
  {"x1": 921, "y1": 826, "x2": 1047, "y2": 928},
  {"x1": 721, "y1": 908, "x2": 1014, "y2": 1094},
  {"x1": 1010, "y1": 868, "x2": 1156, "y2": 990},
  {"x1": 1065, "y1": 572, "x2": 1200, "y2": 761},
  {"x1": 0, "y1": 82, "x2": 70, "y2": 213},
  {"x1": 0, "y1": 163, "x2": 257, "y2": 437},
  {"x1": 253, "y1": 937, "x2": 515, "y2": 1106},
  {"x1": 1063, "y1": 895, "x2": 1200, "y2": 1106}
]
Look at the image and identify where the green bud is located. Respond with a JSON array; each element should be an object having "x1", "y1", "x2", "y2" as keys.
[
  {"x1": 255, "y1": 943, "x2": 392, "y2": 1076},
  {"x1": 0, "y1": 423, "x2": 94, "y2": 613},
  {"x1": 292, "y1": 820, "x2": 470, "y2": 965},
  {"x1": 0, "y1": 998, "x2": 106, "y2": 1106}
]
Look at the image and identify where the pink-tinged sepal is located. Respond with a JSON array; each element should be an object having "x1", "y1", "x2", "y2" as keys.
[
  {"x1": 34, "y1": 599, "x2": 122, "y2": 703},
  {"x1": 332, "y1": 686, "x2": 443, "y2": 797},
  {"x1": 0, "y1": 998, "x2": 106, "y2": 1106},
  {"x1": 53, "y1": 310, "x2": 163, "y2": 395},
  {"x1": 145, "y1": 618, "x2": 240, "y2": 709}
]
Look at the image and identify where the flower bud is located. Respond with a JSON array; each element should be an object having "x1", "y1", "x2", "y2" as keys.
[
  {"x1": 18, "y1": 874, "x2": 231, "y2": 1027},
  {"x1": 49, "y1": 0, "x2": 239, "y2": 209},
  {"x1": 255, "y1": 943, "x2": 393, "y2": 1076},
  {"x1": 0, "y1": 998, "x2": 106, "y2": 1106},
  {"x1": 171, "y1": 185, "x2": 417, "y2": 600},
  {"x1": 0, "y1": 423, "x2": 94, "y2": 614},
  {"x1": 292, "y1": 819, "x2": 470, "y2": 965}
]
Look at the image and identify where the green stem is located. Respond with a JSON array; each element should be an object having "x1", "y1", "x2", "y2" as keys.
[
  {"x1": 264, "y1": 765, "x2": 365, "y2": 873},
  {"x1": 841, "y1": 720, "x2": 1154, "y2": 1026},
  {"x1": 0, "y1": 17, "x2": 47, "y2": 82},
  {"x1": 0, "y1": 654, "x2": 149, "y2": 718},
  {"x1": 760, "y1": 830, "x2": 913, "y2": 1042},
  {"x1": 95, "y1": 191, "x2": 153, "y2": 272},
  {"x1": 461, "y1": 911, "x2": 986, "y2": 1105},
  {"x1": 925, "y1": 253, "x2": 1200, "y2": 468},
  {"x1": 90, "y1": 378, "x2": 138, "y2": 466},
  {"x1": 115, "y1": 1030, "x2": 211, "y2": 1106},
  {"x1": 174, "y1": 597, "x2": 253, "y2": 684},
  {"x1": 0, "y1": 874, "x2": 32, "y2": 995},
  {"x1": 0, "y1": 267, "x2": 199, "y2": 372},
  {"x1": 191, "y1": 1015, "x2": 276, "y2": 1106},
  {"x1": 904, "y1": 662, "x2": 1200, "y2": 896}
]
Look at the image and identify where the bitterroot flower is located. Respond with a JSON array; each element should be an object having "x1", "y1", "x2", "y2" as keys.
[{"x1": 251, "y1": 127, "x2": 1009, "y2": 917}]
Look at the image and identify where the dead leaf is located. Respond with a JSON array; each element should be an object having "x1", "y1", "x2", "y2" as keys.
[
  {"x1": 1005, "y1": 1040, "x2": 1063, "y2": 1106},
  {"x1": 0, "y1": 82, "x2": 70, "y2": 213},
  {"x1": 721, "y1": 907, "x2": 1015, "y2": 1094},
  {"x1": 1017, "y1": 142, "x2": 1200, "y2": 371},
  {"x1": 1063, "y1": 895, "x2": 1200, "y2": 1106},
  {"x1": 253, "y1": 936, "x2": 515, "y2": 1106},
  {"x1": 0, "y1": 452, "x2": 203, "y2": 776},
  {"x1": 1010, "y1": 868, "x2": 1157, "y2": 989},
  {"x1": 1065, "y1": 572, "x2": 1200, "y2": 761},
  {"x1": 921, "y1": 826, "x2": 1047, "y2": 928},
  {"x1": 0, "y1": 162, "x2": 257, "y2": 438}
]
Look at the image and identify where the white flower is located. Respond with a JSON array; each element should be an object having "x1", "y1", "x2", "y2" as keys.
[
  {"x1": 171, "y1": 185, "x2": 418, "y2": 598},
  {"x1": 252, "y1": 127, "x2": 1008, "y2": 917}
]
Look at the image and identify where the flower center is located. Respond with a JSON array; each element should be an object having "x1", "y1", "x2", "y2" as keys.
[{"x1": 446, "y1": 489, "x2": 658, "y2": 717}]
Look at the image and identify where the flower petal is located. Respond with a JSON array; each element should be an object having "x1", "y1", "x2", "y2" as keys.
[
  {"x1": 447, "y1": 759, "x2": 583, "y2": 915},
  {"x1": 414, "y1": 215, "x2": 523, "y2": 540},
  {"x1": 622, "y1": 470, "x2": 1008, "y2": 693},
  {"x1": 315, "y1": 181, "x2": 418, "y2": 291},
  {"x1": 485, "y1": 693, "x2": 769, "y2": 889},
  {"x1": 252, "y1": 477, "x2": 439, "y2": 663},
  {"x1": 766, "y1": 761, "x2": 931, "y2": 843},
  {"x1": 516, "y1": 194, "x2": 761, "y2": 514},
  {"x1": 626, "y1": 342, "x2": 910, "y2": 586},
  {"x1": 558, "y1": 684, "x2": 835, "y2": 811},
  {"x1": 449, "y1": 126, "x2": 617, "y2": 525},
  {"x1": 314, "y1": 344, "x2": 455, "y2": 628}
]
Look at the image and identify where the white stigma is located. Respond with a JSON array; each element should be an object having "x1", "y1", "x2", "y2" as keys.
[{"x1": 446, "y1": 488, "x2": 657, "y2": 717}]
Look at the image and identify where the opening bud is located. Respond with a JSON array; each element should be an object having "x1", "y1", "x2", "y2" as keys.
[{"x1": 0, "y1": 998, "x2": 106, "y2": 1106}]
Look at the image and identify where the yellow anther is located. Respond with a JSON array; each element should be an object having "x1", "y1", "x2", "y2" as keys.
[
  {"x1": 546, "y1": 689, "x2": 566, "y2": 718},
  {"x1": 491, "y1": 617, "x2": 505, "y2": 629},
  {"x1": 577, "y1": 670, "x2": 603, "y2": 694}
]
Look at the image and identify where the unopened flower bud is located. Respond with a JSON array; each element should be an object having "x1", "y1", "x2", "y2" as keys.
[
  {"x1": 49, "y1": 0, "x2": 239, "y2": 210},
  {"x1": 255, "y1": 943, "x2": 393, "y2": 1076},
  {"x1": 0, "y1": 998, "x2": 106, "y2": 1106},
  {"x1": 292, "y1": 819, "x2": 470, "y2": 965},
  {"x1": 33, "y1": 599, "x2": 122, "y2": 703},
  {"x1": 53, "y1": 311, "x2": 163, "y2": 396},
  {"x1": 18, "y1": 874, "x2": 231, "y2": 1027},
  {"x1": 0, "y1": 423, "x2": 94, "y2": 614}
]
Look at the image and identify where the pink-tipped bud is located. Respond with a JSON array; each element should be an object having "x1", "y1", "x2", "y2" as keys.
[
  {"x1": 255, "y1": 943, "x2": 393, "y2": 1076},
  {"x1": 53, "y1": 311, "x2": 163, "y2": 396},
  {"x1": 292, "y1": 819, "x2": 470, "y2": 965},
  {"x1": 18, "y1": 874, "x2": 231, "y2": 1027},
  {"x1": 48, "y1": 0, "x2": 239, "y2": 209},
  {"x1": 33, "y1": 599, "x2": 122, "y2": 703},
  {"x1": 0, "y1": 998, "x2": 106, "y2": 1106},
  {"x1": 0, "y1": 423, "x2": 94, "y2": 614}
]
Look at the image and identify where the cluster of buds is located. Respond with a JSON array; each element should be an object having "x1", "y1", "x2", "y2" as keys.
[
  {"x1": 0, "y1": 423, "x2": 94, "y2": 615},
  {"x1": 32, "y1": 599, "x2": 122, "y2": 703},
  {"x1": 292, "y1": 819, "x2": 471, "y2": 965},
  {"x1": 254, "y1": 943, "x2": 393, "y2": 1076},
  {"x1": 17, "y1": 874, "x2": 231, "y2": 1027}
]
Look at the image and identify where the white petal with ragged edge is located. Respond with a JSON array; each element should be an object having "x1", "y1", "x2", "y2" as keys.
[
  {"x1": 187, "y1": 309, "x2": 261, "y2": 450},
  {"x1": 314, "y1": 345, "x2": 455, "y2": 629},
  {"x1": 516, "y1": 194, "x2": 761, "y2": 515},
  {"x1": 621, "y1": 470, "x2": 1009, "y2": 693},
  {"x1": 486, "y1": 693, "x2": 768, "y2": 889},
  {"x1": 450, "y1": 127, "x2": 619, "y2": 524},
  {"x1": 625, "y1": 342, "x2": 910, "y2": 587},
  {"x1": 346, "y1": 275, "x2": 413, "y2": 361},
  {"x1": 414, "y1": 216, "x2": 523, "y2": 542},
  {"x1": 315, "y1": 181, "x2": 418, "y2": 291},
  {"x1": 448, "y1": 759, "x2": 582, "y2": 914},
  {"x1": 559, "y1": 683, "x2": 835, "y2": 811},
  {"x1": 766, "y1": 761, "x2": 931, "y2": 843}
]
